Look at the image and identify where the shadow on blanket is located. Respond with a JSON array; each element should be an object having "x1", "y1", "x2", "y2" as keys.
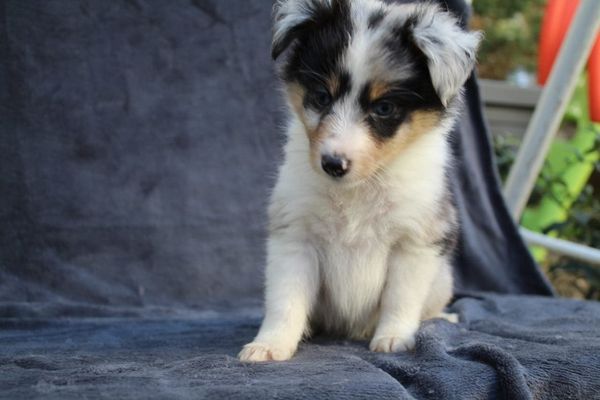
[{"x1": 1, "y1": 0, "x2": 598, "y2": 399}]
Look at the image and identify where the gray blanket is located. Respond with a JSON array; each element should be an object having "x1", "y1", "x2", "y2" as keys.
[
  {"x1": 2, "y1": 294, "x2": 600, "y2": 399},
  {"x1": 2, "y1": 0, "x2": 599, "y2": 398}
]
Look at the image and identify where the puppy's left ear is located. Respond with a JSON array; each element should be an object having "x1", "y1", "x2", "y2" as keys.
[
  {"x1": 406, "y1": 6, "x2": 482, "y2": 107},
  {"x1": 271, "y1": 0, "x2": 334, "y2": 60}
]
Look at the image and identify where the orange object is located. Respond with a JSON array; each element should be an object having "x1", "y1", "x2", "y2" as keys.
[
  {"x1": 537, "y1": 0, "x2": 580, "y2": 85},
  {"x1": 589, "y1": 37, "x2": 600, "y2": 122},
  {"x1": 538, "y1": 0, "x2": 600, "y2": 122}
]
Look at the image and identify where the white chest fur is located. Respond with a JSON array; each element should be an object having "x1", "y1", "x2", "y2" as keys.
[
  {"x1": 307, "y1": 185, "x2": 396, "y2": 338},
  {"x1": 269, "y1": 125, "x2": 450, "y2": 338}
]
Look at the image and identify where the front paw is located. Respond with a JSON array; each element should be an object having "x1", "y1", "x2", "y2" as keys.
[
  {"x1": 238, "y1": 342, "x2": 295, "y2": 362},
  {"x1": 369, "y1": 334, "x2": 416, "y2": 353}
]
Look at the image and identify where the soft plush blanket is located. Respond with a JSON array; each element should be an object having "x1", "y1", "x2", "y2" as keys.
[{"x1": 2, "y1": 294, "x2": 599, "y2": 399}]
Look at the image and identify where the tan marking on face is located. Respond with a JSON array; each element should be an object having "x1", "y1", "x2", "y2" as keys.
[
  {"x1": 358, "y1": 110, "x2": 442, "y2": 178},
  {"x1": 286, "y1": 83, "x2": 306, "y2": 122},
  {"x1": 307, "y1": 122, "x2": 331, "y2": 173},
  {"x1": 326, "y1": 74, "x2": 342, "y2": 97},
  {"x1": 286, "y1": 82, "x2": 327, "y2": 169},
  {"x1": 344, "y1": 132, "x2": 380, "y2": 181},
  {"x1": 369, "y1": 81, "x2": 392, "y2": 101}
]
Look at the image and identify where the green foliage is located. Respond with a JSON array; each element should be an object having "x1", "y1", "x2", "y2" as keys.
[
  {"x1": 542, "y1": 125, "x2": 600, "y2": 300},
  {"x1": 473, "y1": 0, "x2": 531, "y2": 19},
  {"x1": 481, "y1": 1, "x2": 600, "y2": 300},
  {"x1": 472, "y1": 0, "x2": 546, "y2": 79},
  {"x1": 493, "y1": 124, "x2": 600, "y2": 300}
]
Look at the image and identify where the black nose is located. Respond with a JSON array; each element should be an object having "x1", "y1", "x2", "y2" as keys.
[{"x1": 321, "y1": 154, "x2": 350, "y2": 178}]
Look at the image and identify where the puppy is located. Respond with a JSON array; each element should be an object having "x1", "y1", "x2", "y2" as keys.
[{"x1": 240, "y1": 0, "x2": 481, "y2": 362}]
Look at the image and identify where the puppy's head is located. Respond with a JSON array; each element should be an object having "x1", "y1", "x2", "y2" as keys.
[{"x1": 272, "y1": 0, "x2": 481, "y2": 182}]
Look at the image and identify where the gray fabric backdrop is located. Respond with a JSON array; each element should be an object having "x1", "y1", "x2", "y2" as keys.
[{"x1": 0, "y1": 0, "x2": 552, "y2": 315}]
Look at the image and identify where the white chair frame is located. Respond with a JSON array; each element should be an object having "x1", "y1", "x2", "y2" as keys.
[{"x1": 502, "y1": 0, "x2": 600, "y2": 266}]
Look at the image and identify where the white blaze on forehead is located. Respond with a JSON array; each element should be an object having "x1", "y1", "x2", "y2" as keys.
[
  {"x1": 345, "y1": 5, "x2": 382, "y2": 98},
  {"x1": 343, "y1": 2, "x2": 414, "y2": 105},
  {"x1": 345, "y1": 31, "x2": 375, "y2": 97}
]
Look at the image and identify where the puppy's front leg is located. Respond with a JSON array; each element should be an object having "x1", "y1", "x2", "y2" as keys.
[
  {"x1": 239, "y1": 235, "x2": 318, "y2": 362},
  {"x1": 370, "y1": 245, "x2": 441, "y2": 353}
]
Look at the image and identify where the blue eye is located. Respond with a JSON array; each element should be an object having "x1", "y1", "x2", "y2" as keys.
[
  {"x1": 312, "y1": 88, "x2": 332, "y2": 109},
  {"x1": 372, "y1": 101, "x2": 396, "y2": 118}
]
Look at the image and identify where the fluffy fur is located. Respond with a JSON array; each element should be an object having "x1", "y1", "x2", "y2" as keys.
[{"x1": 240, "y1": 0, "x2": 481, "y2": 362}]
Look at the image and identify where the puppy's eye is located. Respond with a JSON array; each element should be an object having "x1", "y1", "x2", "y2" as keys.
[
  {"x1": 371, "y1": 101, "x2": 396, "y2": 118},
  {"x1": 310, "y1": 88, "x2": 332, "y2": 110}
]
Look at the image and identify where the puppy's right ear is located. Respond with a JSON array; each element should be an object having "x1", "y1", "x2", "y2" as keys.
[{"x1": 271, "y1": 0, "x2": 332, "y2": 60}]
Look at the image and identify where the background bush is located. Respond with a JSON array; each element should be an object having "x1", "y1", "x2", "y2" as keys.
[
  {"x1": 473, "y1": 0, "x2": 600, "y2": 300},
  {"x1": 472, "y1": 0, "x2": 546, "y2": 80}
]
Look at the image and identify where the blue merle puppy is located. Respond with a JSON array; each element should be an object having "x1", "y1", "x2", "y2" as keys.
[{"x1": 240, "y1": 0, "x2": 481, "y2": 362}]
